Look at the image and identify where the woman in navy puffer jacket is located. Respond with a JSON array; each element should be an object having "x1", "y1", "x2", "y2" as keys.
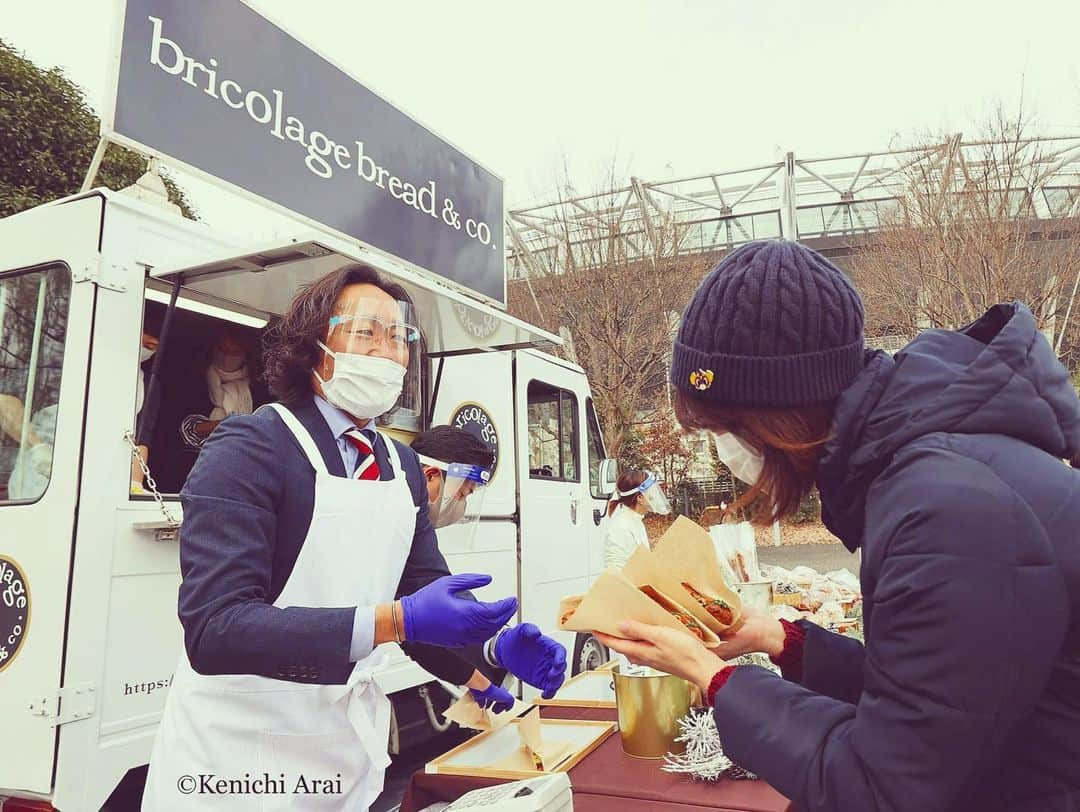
[{"x1": 602, "y1": 240, "x2": 1080, "y2": 812}]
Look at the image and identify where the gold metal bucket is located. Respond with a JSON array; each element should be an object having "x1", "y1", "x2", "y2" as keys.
[{"x1": 612, "y1": 665, "x2": 692, "y2": 759}]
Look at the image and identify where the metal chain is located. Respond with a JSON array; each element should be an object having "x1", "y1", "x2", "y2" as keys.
[{"x1": 124, "y1": 430, "x2": 180, "y2": 528}]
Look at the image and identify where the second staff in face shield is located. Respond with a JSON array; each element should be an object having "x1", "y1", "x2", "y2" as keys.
[
  {"x1": 412, "y1": 426, "x2": 493, "y2": 535},
  {"x1": 411, "y1": 426, "x2": 566, "y2": 710},
  {"x1": 601, "y1": 468, "x2": 671, "y2": 571}
]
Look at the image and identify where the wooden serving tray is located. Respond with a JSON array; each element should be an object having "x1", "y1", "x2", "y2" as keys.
[
  {"x1": 534, "y1": 669, "x2": 617, "y2": 709},
  {"x1": 426, "y1": 718, "x2": 616, "y2": 780}
]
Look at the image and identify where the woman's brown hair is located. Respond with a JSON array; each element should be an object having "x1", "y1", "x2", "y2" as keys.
[
  {"x1": 263, "y1": 264, "x2": 412, "y2": 406},
  {"x1": 607, "y1": 469, "x2": 648, "y2": 517},
  {"x1": 674, "y1": 389, "x2": 834, "y2": 525}
]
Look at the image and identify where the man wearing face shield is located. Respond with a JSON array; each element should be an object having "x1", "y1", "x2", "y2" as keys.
[
  {"x1": 144, "y1": 265, "x2": 554, "y2": 811},
  {"x1": 412, "y1": 424, "x2": 493, "y2": 538},
  {"x1": 410, "y1": 425, "x2": 569, "y2": 712}
]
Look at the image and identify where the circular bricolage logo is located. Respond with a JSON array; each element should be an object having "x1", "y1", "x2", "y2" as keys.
[
  {"x1": 0, "y1": 556, "x2": 30, "y2": 673},
  {"x1": 449, "y1": 402, "x2": 500, "y2": 482},
  {"x1": 453, "y1": 302, "x2": 501, "y2": 342}
]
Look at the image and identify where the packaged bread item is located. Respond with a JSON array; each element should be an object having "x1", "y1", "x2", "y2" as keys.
[
  {"x1": 557, "y1": 569, "x2": 721, "y2": 647},
  {"x1": 442, "y1": 690, "x2": 529, "y2": 732},
  {"x1": 492, "y1": 707, "x2": 575, "y2": 773},
  {"x1": 638, "y1": 585, "x2": 710, "y2": 642},
  {"x1": 679, "y1": 581, "x2": 738, "y2": 627},
  {"x1": 643, "y1": 516, "x2": 743, "y2": 632}
]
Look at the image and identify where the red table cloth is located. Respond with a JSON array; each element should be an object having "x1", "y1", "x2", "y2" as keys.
[{"x1": 401, "y1": 706, "x2": 792, "y2": 812}]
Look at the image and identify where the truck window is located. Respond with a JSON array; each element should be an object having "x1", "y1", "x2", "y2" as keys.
[
  {"x1": 0, "y1": 265, "x2": 71, "y2": 503},
  {"x1": 132, "y1": 295, "x2": 268, "y2": 497},
  {"x1": 527, "y1": 381, "x2": 579, "y2": 482},
  {"x1": 585, "y1": 398, "x2": 606, "y2": 499}
]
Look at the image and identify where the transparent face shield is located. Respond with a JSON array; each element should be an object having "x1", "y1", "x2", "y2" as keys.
[
  {"x1": 325, "y1": 295, "x2": 423, "y2": 428},
  {"x1": 418, "y1": 455, "x2": 492, "y2": 544},
  {"x1": 616, "y1": 473, "x2": 672, "y2": 515}
]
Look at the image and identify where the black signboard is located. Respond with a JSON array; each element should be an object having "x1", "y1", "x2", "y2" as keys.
[{"x1": 107, "y1": 0, "x2": 506, "y2": 304}]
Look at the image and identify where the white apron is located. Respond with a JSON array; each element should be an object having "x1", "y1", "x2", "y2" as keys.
[{"x1": 143, "y1": 404, "x2": 416, "y2": 811}]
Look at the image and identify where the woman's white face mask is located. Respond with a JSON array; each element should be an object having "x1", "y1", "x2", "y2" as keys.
[
  {"x1": 314, "y1": 340, "x2": 405, "y2": 419},
  {"x1": 213, "y1": 349, "x2": 246, "y2": 372},
  {"x1": 139, "y1": 346, "x2": 156, "y2": 364},
  {"x1": 712, "y1": 432, "x2": 765, "y2": 486}
]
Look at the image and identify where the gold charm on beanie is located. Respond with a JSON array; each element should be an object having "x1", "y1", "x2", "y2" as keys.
[{"x1": 689, "y1": 369, "x2": 714, "y2": 391}]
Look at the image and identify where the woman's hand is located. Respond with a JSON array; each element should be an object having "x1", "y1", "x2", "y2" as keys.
[
  {"x1": 715, "y1": 607, "x2": 786, "y2": 660},
  {"x1": 596, "y1": 622, "x2": 727, "y2": 692}
]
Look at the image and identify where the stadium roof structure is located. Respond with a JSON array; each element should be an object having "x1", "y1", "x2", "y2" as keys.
[{"x1": 504, "y1": 135, "x2": 1080, "y2": 280}]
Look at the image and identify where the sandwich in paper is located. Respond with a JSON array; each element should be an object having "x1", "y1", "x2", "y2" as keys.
[
  {"x1": 646, "y1": 515, "x2": 743, "y2": 631},
  {"x1": 680, "y1": 581, "x2": 739, "y2": 627},
  {"x1": 557, "y1": 569, "x2": 721, "y2": 647}
]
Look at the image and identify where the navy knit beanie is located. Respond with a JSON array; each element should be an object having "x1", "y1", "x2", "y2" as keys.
[{"x1": 671, "y1": 240, "x2": 865, "y2": 406}]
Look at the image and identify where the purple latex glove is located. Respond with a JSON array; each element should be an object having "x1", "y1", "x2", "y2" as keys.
[
  {"x1": 469, "y1": 683, "x2": 516, "y2": 713},
  {"x1": 401, "y1": 574, "x2": 517, "y2": 648},
  {"x1": 494, "y1": 623, "x2": 568, "y2": 699}
]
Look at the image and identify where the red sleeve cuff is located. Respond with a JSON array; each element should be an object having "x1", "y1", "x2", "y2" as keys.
[
  {"x1": 706, "y1": 665, "x2": 738, "y2": 705},
  {"x1": 769, "y1": 618, "x2": 806, "y2": 682}
]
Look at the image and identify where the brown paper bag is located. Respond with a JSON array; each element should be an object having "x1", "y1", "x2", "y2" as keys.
[
  {"x1": 492, "y1": 708, "x2": 575, "y2": 772},
  {"x1": 622, "y1": 543, "x2": 741, "y2": 634},
  {"x1": 649, "y1": 516, "x2": 742, "y2": 629},
  {"x1": 442, "y1": 691, "x2": 527, "y2": 732},
  {"x1": 557, "y1": 569, "x2": 720, "y2": 647}
]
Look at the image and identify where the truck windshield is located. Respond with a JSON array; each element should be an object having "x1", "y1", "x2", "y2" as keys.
[{"x1": 0, "y1": 265, "x2": 71, "y2": 504}]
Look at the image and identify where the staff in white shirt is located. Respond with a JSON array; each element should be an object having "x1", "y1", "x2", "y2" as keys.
[{"x1": 601, "y1": 469, "x2": 671, "y2": 571}]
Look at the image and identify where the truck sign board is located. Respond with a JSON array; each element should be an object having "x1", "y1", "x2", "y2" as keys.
[{"x1": 104, "y1": 0, "x2": 507, "y2": 305}]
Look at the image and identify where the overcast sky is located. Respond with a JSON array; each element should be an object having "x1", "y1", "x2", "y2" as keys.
[{"x1": 3, "y1": 0, "x2": 1079, "y2": 242}]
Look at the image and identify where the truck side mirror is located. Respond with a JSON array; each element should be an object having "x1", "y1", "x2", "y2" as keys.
[{"x1": 598, "y1": 458, "x2": 618, "y2": 496}]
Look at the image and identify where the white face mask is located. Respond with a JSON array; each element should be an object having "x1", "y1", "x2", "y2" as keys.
[
  {"x1": 314, "y1": 340, "x2": 405, "y2": 419},
  {"x1": 214, "y1": 349, "x2": 246, "y2": 373},
  {"x1": 140, "y1": 346, "x2": 156, "y2": 364},
  {"x1": 712, "y1": 432, "x2": 765, "y2": 486}
]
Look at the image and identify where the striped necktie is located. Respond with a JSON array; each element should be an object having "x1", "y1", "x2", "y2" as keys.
[{"x1": 344, "y1": 429, "x2": 381, "y2": 481}]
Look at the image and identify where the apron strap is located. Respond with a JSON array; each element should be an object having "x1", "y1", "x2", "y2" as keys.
[
  {"x1": 378, "y1": 431, "x2": 404, "y2": 474},
  {"x1": 263, "y1": 403, "x2": 330, "y2": 476}
]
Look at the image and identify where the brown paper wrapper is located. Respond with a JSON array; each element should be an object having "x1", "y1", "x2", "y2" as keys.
[
  {"x1": 647, "y1": 516, "x2": 743, "y2": 630},
  {"x1": 442, "y1": 691, "x2": 527, "y2": 732},
  {"x1": 557, "y1": 569, "x2": 720, "y2": 647},
  {"x1": 491, "y1": 707, "x2": 575, "y2": 772}
]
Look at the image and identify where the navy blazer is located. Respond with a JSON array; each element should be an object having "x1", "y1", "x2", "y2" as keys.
[{"x1": 178, "y1": 397, "x2": 485, "y2": 685}]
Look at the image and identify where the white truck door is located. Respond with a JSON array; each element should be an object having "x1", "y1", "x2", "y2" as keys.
[
  {"x1": 0, "y1": 198, "x2": 99, "y2": 795},
  {"x1": 515, "y1": 351, "x2": 595, "y2": 684}
]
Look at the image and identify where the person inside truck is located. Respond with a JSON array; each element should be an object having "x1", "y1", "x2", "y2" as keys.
[
  {"x1": 129, "y1": 330, "x2": 159, "y2": 494},
  {"x1": 410, "y1": 425, "x2": 568, "y2": 711},
  {"x1": 0, "y1": 393, "x2": 55, "y2": 500},
  {"x1": 143, "y1": 263, "x2": 568, "y2": 811},
  {"x1": 178, "y1": 328, "x2": 255, "y2": 448},
  {"x1": 600, "y1": 467, "x2": 671, "y2": 571},
  {"x1": 599, "y1": 240, "x2": 1080, "y2": 812}
]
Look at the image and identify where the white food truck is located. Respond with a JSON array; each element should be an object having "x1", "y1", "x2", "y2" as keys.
[{"x1": 0, "y1": 187, "x2": 618, "y2": 810}]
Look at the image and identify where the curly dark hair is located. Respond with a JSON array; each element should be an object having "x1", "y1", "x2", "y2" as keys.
[{"x1": 263, "y1": 264, "x2": 413, "y2": 406}]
